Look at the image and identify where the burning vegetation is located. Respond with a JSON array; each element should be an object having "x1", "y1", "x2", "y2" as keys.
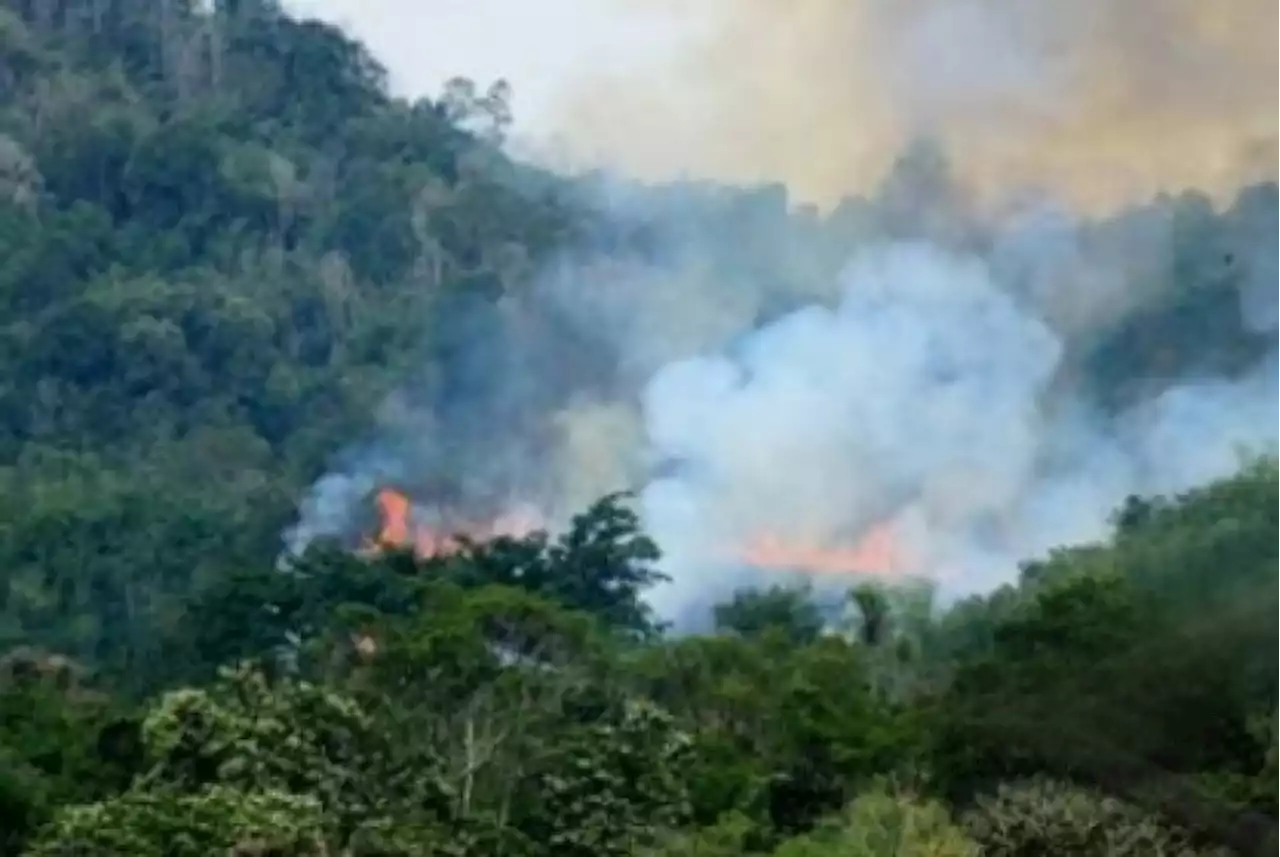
[
  {"x1": 362, "y1": 487, "x2": 543, "y2": 559},
  {"x1": 739, "y1": 522, "x2": 905, "y2": 578},
  {"x1": 364, "y1": 486, "x2": 906, "y2": 579}
]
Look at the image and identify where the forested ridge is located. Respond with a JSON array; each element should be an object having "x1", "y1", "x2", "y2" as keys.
[{"x1": 0, "y1": 1, "x2": 1275, "y2": 855}]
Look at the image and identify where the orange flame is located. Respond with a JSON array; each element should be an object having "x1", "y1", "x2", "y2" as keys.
[
  {"x1": 366, "y1": 487, "x2": 906, "y2": 579},
  {"x1": 738, "y1": 522, "x2": 904, "y2": 577},
  {"x1": 374, "y1": 489, "x2": 411, "y2": 547},
  {"x1": 366, "y1": 488, "x2": 540, "y2": 559}
]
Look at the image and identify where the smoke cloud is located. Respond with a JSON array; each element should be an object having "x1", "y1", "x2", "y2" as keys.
[
  {"x1": 547, "y1": 0, "x2": 1277, "y2": 210},
  {"x1": 636, "y1": 238, "x2": 1276, "y2": 618},
  {"x1": 283, "y1": 4, "x2": 1278, "y2": 625},
  {"x1": 285, "y1": 163, "x2": 1277, "y2": 625},
  {"x1": 639, "y1": 243, "x2": 1064, "y2": 611}
]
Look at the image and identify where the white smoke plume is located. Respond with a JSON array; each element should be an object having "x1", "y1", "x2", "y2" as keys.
[
  {"x1": 281, "y1": 2, "x2": 1277, "y2": 625},
  {"x1": 634, "y1": 239, "x2": 1277, "y2": 619},
  {"x1": 283, "y1": 162, "x2": 1278, "y2": 626},
  {"x1": 639, "y1": 243, "x2": 1062, "y2": 611}
]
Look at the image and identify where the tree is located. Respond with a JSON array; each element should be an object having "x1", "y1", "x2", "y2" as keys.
[
  {"x1": 439, "y1": 76, "x2": 513, "y2": 145},
  {"x1": 712, "y1": 584, "x2": 826, "y2": 645},
  {"x1": 516, "y1": 697, "x2": 692, "y2": 857},
  {"x1": 26, "y1": 786, "x2": 330, "y2": 857},
  {"x1": 963, "y1": 778, "x2": 1226, "y2": 857},
  {"x1": 0, "y1": 2, "x2": 1275, "y2": 855},
  {"x1": 452, "y1": 492, "x2": 667, "y2": 634},
  {"x1": 772, "y1": 788, "x2": 978, "y2": 857},
  {"x1": 28, "y1": 663, "x2": 463, "y2": 854}
]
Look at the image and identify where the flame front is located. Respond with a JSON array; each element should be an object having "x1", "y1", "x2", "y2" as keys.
[
  {"x1": 368, "y1": 488, "x2": 540, "y2": 559},
  {"x1": 374, "y1": 489, "x2": 412, "y2": 547},
  {"x1": 368, "y1": 487, "x2": 906, "y2": 579},
  {"x1": 738, "y1": 522, "x2": 904, "y2": 577}
]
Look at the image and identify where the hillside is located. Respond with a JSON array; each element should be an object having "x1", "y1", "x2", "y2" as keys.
[
  {"x1": 0, "y1": 0, "x2": 590, "y2": 675},
  {"x1": 0, "y1": 2, "x2": 1275, "y2": 855}
]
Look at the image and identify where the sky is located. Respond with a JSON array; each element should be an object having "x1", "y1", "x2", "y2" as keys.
[
  {"x1": 283, "y1": 1, "x2": 695, "y2": 139},
  {"x1": 286, "y1": 1, "x2": 1277, "y2": 209}
]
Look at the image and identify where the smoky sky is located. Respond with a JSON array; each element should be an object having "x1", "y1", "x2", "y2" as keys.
[
  {"x1": 550, "y1": 0, "x2": 1277, "y2": 210},
  {"x1": 283, "y1": 0, "x2": 1277, "y2": 622}
]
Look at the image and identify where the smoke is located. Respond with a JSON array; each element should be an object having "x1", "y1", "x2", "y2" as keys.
[
  {"x1": 546, "y1": 0, "x2": 1277, "y2": 210},
  {"x1": 284, "y1": 158, "x2": 1277, "y2": 625},
  {"x1": 282, "y1": 3, "x2": 1277, "y2": 625},
  {"x1": 639, "y1": 243, "x2": 1062, "y2": 612},
  {"x1": 635, "y1": 238, "x2": 1277, "y2": 617}
]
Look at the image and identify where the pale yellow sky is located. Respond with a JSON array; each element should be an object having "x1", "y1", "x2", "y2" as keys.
[
  {"x1": 287, "y1": 1, "x2": 1277, "y2": 209},
  {"x1": 285, "y1": 1, "x2": 694, "y2": 133}
]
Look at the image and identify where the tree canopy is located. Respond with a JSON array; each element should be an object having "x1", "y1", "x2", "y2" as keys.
[{"x1": 0, "y1": 2, "x2": 1274, "y2": 855}]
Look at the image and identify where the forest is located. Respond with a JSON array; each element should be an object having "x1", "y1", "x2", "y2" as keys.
[{"x1": 0, "y1": 1, "x2": 1276, "y2": 854}]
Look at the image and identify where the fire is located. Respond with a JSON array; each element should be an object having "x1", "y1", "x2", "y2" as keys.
[
  {"x1": 738, "y1": 521, "x2": 905, "y2": 577},
  {"x1": 366, "y1": 486, "x2": 906, "y2": 579},
  {"x1": 374, "y1": 489, "x2": 412, "y2": 547},
  {"x1": 366, "y1": 488, "x2": 540, "y2": 559}
]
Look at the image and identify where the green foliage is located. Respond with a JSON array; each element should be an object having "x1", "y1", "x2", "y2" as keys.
[
  {"x1": 448, "y1": 492, "x2": 668, "y2": 634},
  {"x1": 962, "y1": 778, "x2": 1226, "y2": 857},
  {"x1": 629, "y1": 629, "x2": 922, "y2": 836},
  {"x1": 929, "y1": 461, "x2": 1278, "y2": 840},
  {"x1": 713, "y1": 584, "x2": 827, "y2": 645},
  {"x1": 0, "y1": 3, "x2": 1274, "y2": 857},
  {"x1": 771, "y1": 789, "x2": 978, "y2": 857},
  {"x1": 643, "y1": 812, "x2": 762, "y2": 857},
  {"x1": 0, "y1": 0, "x2": 583, "y2": 691},
  {"x1": 0, "y1": 650, "x2": 140, "y2": 853},
  {"x1": 522, "y1": 698, "x2": 693, "y2": 857},
  {"x1": 22, "y1": 660, "x2": 467, "y2": 855},
  {"x1": 647, "y1": 792, "x2": 979, "y2": 857},
  {"x1": 26, "y1": 786, "x2": 328, "y2": 857},
  {"x1": 141, "y1": 663, "x2": 454, "y2": 840}
]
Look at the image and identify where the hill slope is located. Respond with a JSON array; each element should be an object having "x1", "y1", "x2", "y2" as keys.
[
  {"x1": 0, "y1": 0, "x2": 589, "y2": 671},
  {"x1": 0, "y1": 4, "x2": 1274, "y2": 855}
]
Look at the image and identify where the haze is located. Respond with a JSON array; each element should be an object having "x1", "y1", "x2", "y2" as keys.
[
  {"x1": 289, "y1": 0, "x2": 1276, "y2": 210},
  {"x1": 283, "y1": 0, "x2": 697, "y2": 156}
]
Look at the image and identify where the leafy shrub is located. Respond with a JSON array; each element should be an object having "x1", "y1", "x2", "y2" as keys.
[
  {"x1": 962, "y1": 778, "x2": 1224, "y2": 857},
  {"x1": 771, "y1": 788, "x2": 979, "y2": 856},
  {"x1": 24, "y1": 785, "x2": 327, "y2": 856}
]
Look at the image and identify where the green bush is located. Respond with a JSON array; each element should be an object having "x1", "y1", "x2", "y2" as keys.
[
  {"x1": 24, "y1": 785, "x2": 327, "y2": 856},
  {"x1": 643, "y1": 812, "x2": 761, "y2": 857},
  {"x1": 962, "y1": 778, "x2": 1222, "y2": 857},
  {"x1": 771, "y1": 789, "x2": 979, "y2": 857}
]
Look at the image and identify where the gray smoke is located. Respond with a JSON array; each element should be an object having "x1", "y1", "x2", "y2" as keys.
[
  {"x1": 284, "y1": 156, "x2": 1278, "y2": 624},
  {"x1": 638, "y1": 242, "x2": 1063, "y2": 613},
  {"x1": 547, "y1": 0, "x2": 1277, "y2": 210},
  {"x1": 633, "y1": 233, "x2": 1276, "y2": 618}
]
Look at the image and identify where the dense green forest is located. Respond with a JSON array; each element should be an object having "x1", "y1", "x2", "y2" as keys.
[{"x1": 0, "y1": 1, "x2": 1275, "y2": 854}]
